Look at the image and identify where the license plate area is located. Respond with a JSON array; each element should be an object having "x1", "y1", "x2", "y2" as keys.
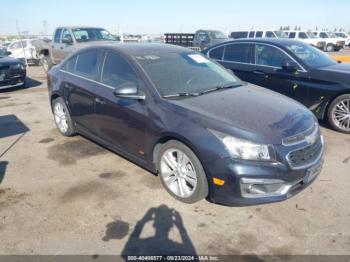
[{"x1": 304, "y1": 160, "x2": 323, "y2": 184}]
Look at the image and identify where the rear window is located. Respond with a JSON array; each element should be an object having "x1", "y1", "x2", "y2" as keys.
[
  {"x1": 224, "y1": 44, "x2": 250, "y2": 63},
  {"x1": 75, "y1": 51, "x2": 103, "y2": 80},
  {"x1": 208, "y1": 46, "x2": 224, "y2": 60},
  {"x1": 230, "y1": 32, "x2": 248, "y2": 39}
]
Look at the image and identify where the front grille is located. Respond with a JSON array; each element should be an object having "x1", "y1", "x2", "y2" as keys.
[{"x1": 287, "y1": 137, "x2": 323, "y2": 168}]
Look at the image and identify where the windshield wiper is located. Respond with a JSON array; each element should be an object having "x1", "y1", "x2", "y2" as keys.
[
  {"x1": 163, "y1": 92, "x2": 200, "y2": 98},
  {"x1": 198, "y1": 83, "x2": 242, "y2": 96}
]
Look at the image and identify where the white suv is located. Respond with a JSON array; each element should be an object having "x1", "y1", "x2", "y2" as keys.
[
  {"x1": 7, "y1": 39, "x2": 41, "y2": 65},
  {"x1": 230, "y1": 30, "x2": 288, "y2": 39},
  {"x1": 284, "y1": 31, "x2": 326, "y2": 50},
  {"x1": 313, "y1": 31, "x2": 345, "y2": 52},
  {"x1": 334, "y1": 32, "x2": 350, "y2": 46}
]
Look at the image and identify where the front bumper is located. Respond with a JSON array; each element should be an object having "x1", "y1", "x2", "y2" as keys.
[
  {"x1": 0, "y1": 68, "x2": 26, "y2": 90},
  {"x1": 205, "y1": 136, "x2": 324, "y2": 206}
]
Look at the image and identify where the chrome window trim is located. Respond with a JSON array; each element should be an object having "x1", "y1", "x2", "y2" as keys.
[
  {"x1": 60, "y1": 69, "x2": 115, "y2": 90},
  {"x1": 207, "y1": 41, "x2": 307, "y2": 72}
]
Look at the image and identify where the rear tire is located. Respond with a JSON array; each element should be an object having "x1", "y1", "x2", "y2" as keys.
[
  {"x1": 52, "y1": 97, "x2": 76, "y2": 136},
  {"x1": 156, "y1": 140, "x2": 208, "y2": 204},
  {"x1": 327, "y1": 94, "x2": 350, "y2": 134}
]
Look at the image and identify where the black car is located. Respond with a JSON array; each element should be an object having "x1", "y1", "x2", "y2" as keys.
[
  {"x1": 204, "y1": 39, "x2": 350, "y2": 133},
  {"x1": 0, "y1": 49, "x2": 26, "y2": 90},
  {"x1": 48, "y1": 44, "x2": 323, "y2": 206}
]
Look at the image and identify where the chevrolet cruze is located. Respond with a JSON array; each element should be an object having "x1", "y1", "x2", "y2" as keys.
[{"x1": 47, "y1": 44, "x2": 324, "y2": 205}]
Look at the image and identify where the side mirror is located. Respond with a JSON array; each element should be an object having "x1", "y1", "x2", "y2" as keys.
[
  {"x1": 62, "y1": 37, "x2": 73, "y2": 45},
  {"x1": 113, "y1": 83, "x2": 146, "y2": 100},
  {"x1": 6, "y1": 51, "x2": 12, "y2": 56},
  {"x1": 281, "y1": 61, "x2": 299, "y2": 72}
]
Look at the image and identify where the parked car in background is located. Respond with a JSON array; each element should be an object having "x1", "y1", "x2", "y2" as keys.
[
  {"x1": 48, "y1": 44, "x2": 323, "y2": 205},
  {"x1": 312, "y1": 31, "x2": 345, "y2": 52},
  {"x1": 7, "y1": 39, "x2": 41, "y2": 65},
  {"x1": 334, "y1": 32, "x2": 350, "y2": 46},
  {"x1": 0, "y1": 49, "x2": 26, "y2": 90},
  {"x1": 230, "y1": 30, "x2": 288, "y2": 39},
  {"x1": 165, "y1": 30, "x2": 228, "y2": 51},
  {"x1": 37, "y1": 26, "x2": 119, "y2": 71},
  {"x1": 284, "y1": 31, "x2": 326, "y2": 50},
  {"x1": 204, "y1": 38, "x2": 350, "y2": 133}
]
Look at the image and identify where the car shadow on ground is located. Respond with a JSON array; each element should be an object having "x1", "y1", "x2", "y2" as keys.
[
  {"x1": 0, "y1": 77, "x2": 42, "y2": 93},
  {"x1": 103, "y1": 205, "x2": 197, "y2": 257},
  {"x1": 0, "y1": 161, "x2": 8, "y2": 184}
]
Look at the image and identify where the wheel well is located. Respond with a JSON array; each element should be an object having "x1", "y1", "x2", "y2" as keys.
[
  {"x1": 325, "y1": 92, "x2": 350, "y2": 120},
  {"x1": 39, "y1": 49, "x2": 49, "y2": 56},
  {"x1": 152, "y1": 136, "x2": 195, "y2": 172},
  {"x1": 50, "y1": 94, "x2": 60, "y2": 109}
]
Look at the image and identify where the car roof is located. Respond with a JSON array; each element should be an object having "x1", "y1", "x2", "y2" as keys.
[{"x1": 81, "y1": 43, "x2": 195, "y2": 56}]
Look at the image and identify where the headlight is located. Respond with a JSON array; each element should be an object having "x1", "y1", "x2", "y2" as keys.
[
  {"x1": 10, "y1": 63, "x2": 25, "y2": 70},
  {"x1": 209, "y1": 129, "x2": 275, "y2": 161}
]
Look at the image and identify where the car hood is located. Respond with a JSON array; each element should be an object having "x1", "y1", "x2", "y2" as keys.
[
  {"x1": 0, "y1": 56, "x2": 23, "y2": 65},
  {"x1": 168, "y1": 84, "x2": 316, "y2": 144},
  {"x1": 311, "y1": 63, "x2": 350, "y2": 84}
]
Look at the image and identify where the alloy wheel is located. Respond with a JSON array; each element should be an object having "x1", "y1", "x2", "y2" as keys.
[
  {"x1": 332, "y1": 99, "x2": 350, "y2": 131},
  {"x1": 54, "y1": 102, "x2": 68, "y2": 133},
  {"x1": 160, "y1": 149, "x2": 198, "y2": 198}
]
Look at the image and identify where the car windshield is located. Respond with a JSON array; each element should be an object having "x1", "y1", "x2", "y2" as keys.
[
  {"x1": 286, "y1": 42, "x2": 337, "y2": 68},
  {"x1": 135, "y1": 52, "x2": 240, "y2": 97},
  {"x1": 274, "y1": 31, "x2": 288, "y2": 38},
  {"x1": 306, "y1": 32, "x2": 317, "y2": 38},
  {"x1": 72, "y1": 28, "x2": 116, "y2": 42},
  {"x1": 211, "y1": 31, "x2": 227, "y2": 39}
]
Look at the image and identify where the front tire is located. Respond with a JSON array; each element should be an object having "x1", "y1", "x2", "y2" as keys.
[
  {"x1": 52, "y1": 97, "x2": 75, "y2": 136},
  {"x1": 327, "y1": 94, "x2": 350, "y2": 134},
  {"x1": 325, "y1": 44, "x2": 334, "y2": 52},
  {"x1": 157, "y1": 140, "x2": 208, "y2": 204}
]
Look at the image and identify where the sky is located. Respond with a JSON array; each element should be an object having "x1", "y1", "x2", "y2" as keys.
[{"x1": 1, "y1": 0, "x2": 349, "y2": 36}]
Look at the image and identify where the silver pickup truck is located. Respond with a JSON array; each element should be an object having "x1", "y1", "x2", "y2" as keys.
[{"x1": 38, "y1": 26, "x2": 119, "y2": 71}]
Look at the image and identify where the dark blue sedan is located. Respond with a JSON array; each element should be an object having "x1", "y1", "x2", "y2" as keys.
[
  {"x1": 204, "y1": 39, "x2": 350, "y2": 134},
  {"x1": 47, "y1": 43, "x2": 324, "y2": 206}
]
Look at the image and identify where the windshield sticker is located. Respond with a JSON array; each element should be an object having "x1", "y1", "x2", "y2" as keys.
[{"x1": 188, "y1": 54, "x2": 209, "y2": 63}]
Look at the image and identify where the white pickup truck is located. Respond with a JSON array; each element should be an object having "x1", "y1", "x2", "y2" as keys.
[
  {"x1": 312, "y1": 31, "x2": 345, "y2": 52},
  {"x1": 284, "y1": 31, "x2": 326, "y2": 50},
  {"x1": 37, "y1": 26, "x2": 119, "y2": 71},
  {"x1": 335, "y1": 32, "x2": 350, "y2": 46}
]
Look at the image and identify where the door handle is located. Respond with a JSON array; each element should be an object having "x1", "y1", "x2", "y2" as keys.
[
  {"x1": 95, "y1": 97, "x2": 106, "y2": 105},
  {"x1": 253, "y1": 70, "x2": 266, "y2": 75}
]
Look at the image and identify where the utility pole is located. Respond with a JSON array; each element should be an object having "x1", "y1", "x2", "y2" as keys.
[
  {"x1": 42, "y1": 20, "x2": 48, "y2": 36},
  {"x1": 16, "y1": 20, "x2": 28, "y2": 66}
]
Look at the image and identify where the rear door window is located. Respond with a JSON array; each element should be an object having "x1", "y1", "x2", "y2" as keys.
[
  {"x1": 101, "y1": 52, "x2": 138, "y2": 88},
  {"x1": 208, "y1": 46, "x2": 224, "y2": 60},
  {"x1": 54, "y1": 29, "x2": 62, "y2": 43},
  {"x1": 320, "y1": 32, "x2": 328, "y2": 38},
  {"x1": 224, "y1": 43, "x2": 250, "y2": 63},
  {"x1": 255, "y1": 31, "x2": 263, "y2": 38},
  {"x1": 289, "y1": 32, "x2": 296, "y2": 39},
  {"x1": 75, "y1": 50, "x2": 103, "y2": 80},
  {"x1": 298, "y1": 32, "x2": 308, "y2": 39}
]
